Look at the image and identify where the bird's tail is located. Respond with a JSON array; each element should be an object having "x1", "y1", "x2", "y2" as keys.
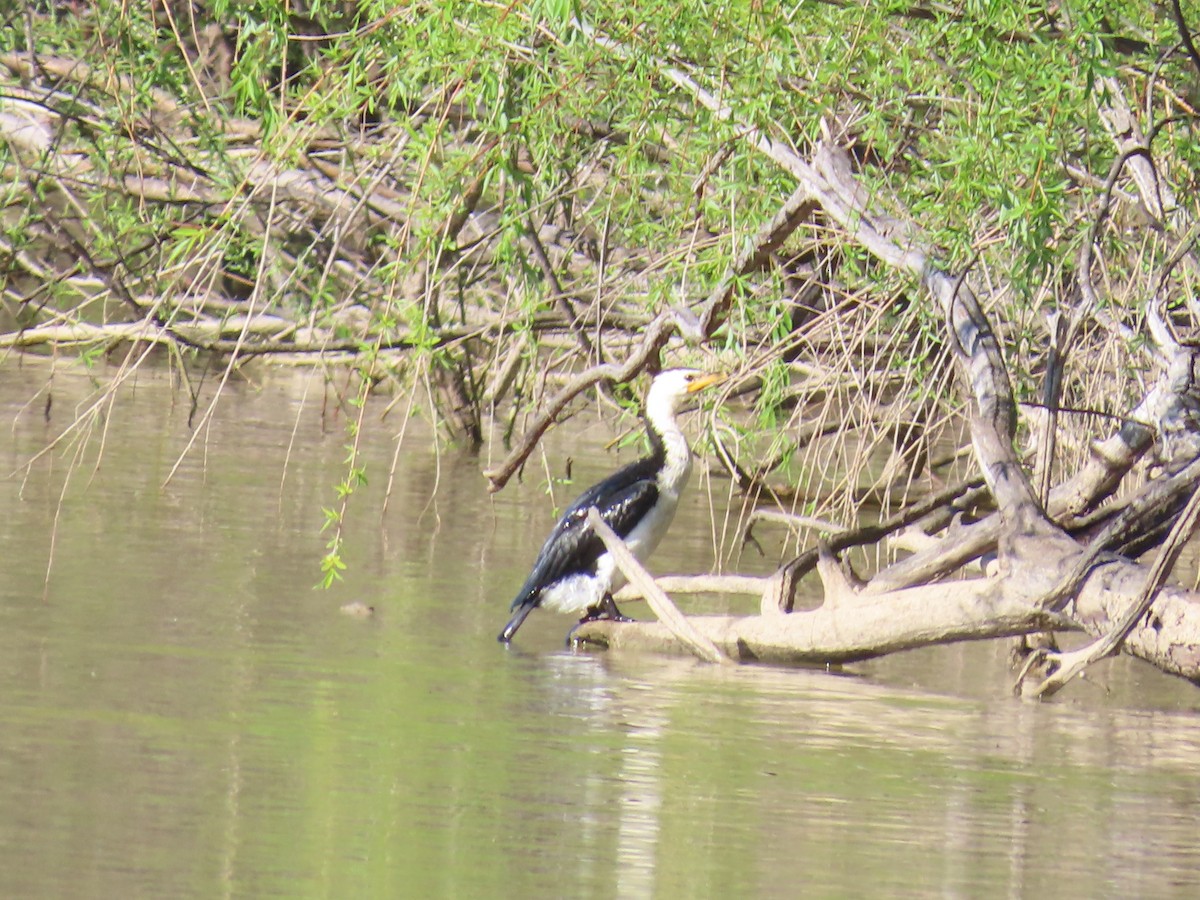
[{"x1": 498, "y1": 600, "x2": 536, "y2": 643}]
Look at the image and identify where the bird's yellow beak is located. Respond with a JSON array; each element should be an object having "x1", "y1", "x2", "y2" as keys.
[{"x1": 686, "y1": 372, "x2": 726, "y2": 393}]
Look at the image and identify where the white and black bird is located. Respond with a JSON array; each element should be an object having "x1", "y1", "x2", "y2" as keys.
[{"x1": 498, "y1": 368, "x2": 724, "y2": 643}]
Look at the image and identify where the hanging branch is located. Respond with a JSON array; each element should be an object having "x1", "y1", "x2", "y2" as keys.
[{"x1": 482, "y1": 313, "x2": 677, "y2": 492}]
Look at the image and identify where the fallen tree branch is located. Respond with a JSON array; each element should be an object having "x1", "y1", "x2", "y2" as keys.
[
  {"x1": 576, "y1": 541, "x2": 1200, "y2": 677},
  {"x1": 766, "y1": 475, "x2": 987, "y2": 612},
  {"x1": 576, "y1": 575, "x2": 1072, "y2": 664},
  {"x1": 614, "y1": 573, "x2": 769, "y2": 601},
  {"x1": 1019, "y1": 467, "x2": 1200, "y2": 697},
  {"x1": 870, "y1": 392, "x2": 1157, "y2": 593},
  {"x1": 569, "y1": 22, "x2": 1200, "y2": 690}
]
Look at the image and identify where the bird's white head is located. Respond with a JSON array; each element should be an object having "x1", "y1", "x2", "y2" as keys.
[{"x1": 645, "y1": 368, "x2": 725, "y2": 419}]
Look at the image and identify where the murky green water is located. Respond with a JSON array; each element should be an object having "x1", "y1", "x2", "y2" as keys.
[{"x1": 2, "y1": 363, "x2": 1200, "y2": 897}]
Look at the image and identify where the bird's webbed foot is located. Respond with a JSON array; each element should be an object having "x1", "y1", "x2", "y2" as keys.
[
  {"x1": 589, "y1": 594, "x2": 634, "y2": 624},
  {"x1": 566, "y1": 596, "x2": 634, "y2": 646}
]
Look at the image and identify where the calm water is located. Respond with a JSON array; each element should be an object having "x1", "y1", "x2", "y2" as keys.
[{"x1": 1, "y1": 362, "x2": 1200, "y2": 898}]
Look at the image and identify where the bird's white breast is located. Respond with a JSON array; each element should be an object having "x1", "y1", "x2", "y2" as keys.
[
  {"x1": 538, "y1": 572, "x2": 608, "y2": 614},
  {"x1": 537, "y1": 387, "x2": 697, "y2": 618},
  {"x1": 538, "y1": 473, "x2": 687, "y2": 617}
]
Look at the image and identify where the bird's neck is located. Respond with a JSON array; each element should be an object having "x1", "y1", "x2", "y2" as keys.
[{"x1": 645, "y1": 407, "x2": 692, "y2": 496}]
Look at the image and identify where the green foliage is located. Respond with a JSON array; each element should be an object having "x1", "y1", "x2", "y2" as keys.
[
  {"x1": 7, "y1": 0, "x2": 1200, "y2": 572},
  {"x1": 318, "y1": 373, "x2": 371, "y2": 588}
]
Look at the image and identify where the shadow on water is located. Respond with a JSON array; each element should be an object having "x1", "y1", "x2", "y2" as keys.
[{"x1": 1, "y1": 363, "x2": 1199, "y2": 897}]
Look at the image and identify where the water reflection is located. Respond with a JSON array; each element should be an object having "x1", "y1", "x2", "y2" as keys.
[
  {"x1": 1, "y1": 363, "x2": 1200, "y2": 897},
  {"x1": 519, "y1": 651, "x2": 1200, "y2": 896}
]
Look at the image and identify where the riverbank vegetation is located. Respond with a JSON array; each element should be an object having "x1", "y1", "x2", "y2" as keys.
[{"x1": 5, "y1": 1, "x2": 1200, "y2": 694}]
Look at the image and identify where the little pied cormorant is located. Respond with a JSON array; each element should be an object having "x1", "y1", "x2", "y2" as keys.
[{"x1": 498, "y1": 368, "x2": 724, "y2": 643}]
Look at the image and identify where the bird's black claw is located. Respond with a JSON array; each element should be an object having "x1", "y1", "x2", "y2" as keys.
[
  {"x1": 566, "y1": 600, "x2": 635, "y2": 647},
  {"x1": 596, "y1": 595, "x2": 632, "y2": 622},
  {"x1": 566, "y1": 625, "x2": 606, "y2": 648}
]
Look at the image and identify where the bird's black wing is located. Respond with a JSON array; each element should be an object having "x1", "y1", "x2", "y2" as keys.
[{"x1": 510, "y1": 456, "x2": 661, "y2": 610}]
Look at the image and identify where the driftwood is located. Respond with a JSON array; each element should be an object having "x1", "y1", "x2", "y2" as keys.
[{"x1": 572, "y1": 21, "x2": 1200, "y2": 692}]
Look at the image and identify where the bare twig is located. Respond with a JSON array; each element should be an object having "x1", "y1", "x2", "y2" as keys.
[
  {"x1": 697, "y1": 183, "x2": 816, "y2": 338},
  {"x1": 524, "y1": 217, "x2": 596, "y2": 357},
  {"x1": 1171, "y1": 0, "x2": 1200, "y2": 82}
]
